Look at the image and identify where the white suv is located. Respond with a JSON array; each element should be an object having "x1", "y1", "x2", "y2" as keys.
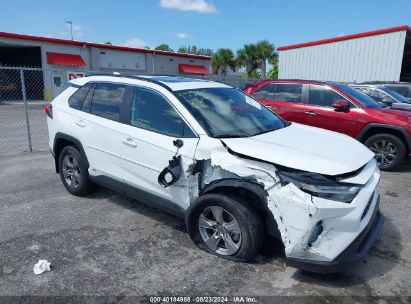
[{"x1": 46, "y1": 75, "x2": 384, "y2": 273}]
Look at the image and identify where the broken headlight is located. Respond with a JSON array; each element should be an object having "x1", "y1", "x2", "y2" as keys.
[{"x1": 277, "y1": 170, "x2": 361, "y2": 203}]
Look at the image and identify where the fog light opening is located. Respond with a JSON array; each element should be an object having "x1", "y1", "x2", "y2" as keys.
[{"x1": 308, "y1": 221, "x2": 323, "y2": 247}]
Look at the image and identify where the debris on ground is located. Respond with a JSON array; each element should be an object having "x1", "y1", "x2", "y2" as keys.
[{"x1": 33, "y1": 259, "x2": 51, "y2": 275}]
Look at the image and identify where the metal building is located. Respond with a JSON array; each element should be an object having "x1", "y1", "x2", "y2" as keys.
[
  {"x1": 0, "y1": 31, "x2": 211, "y2": 100},
  {"x1": 278, "y1": 25, "x2": 411, "y2": 82}
]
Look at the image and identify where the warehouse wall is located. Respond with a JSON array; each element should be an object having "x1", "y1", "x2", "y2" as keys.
[
  {"x1": 0, "y1": 36, "x2": 211, "y2": 76},
  {"x1": 1, "y1": 35, "x2": 213, "y2": 99},
  {"x1": 145, "y1": 53, "x2": 211, "y2": 75},
  {"x1": 278, "y1": 30, "x2": 408, "y2": 82}
]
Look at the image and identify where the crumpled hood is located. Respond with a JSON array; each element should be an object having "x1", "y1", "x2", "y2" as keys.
[{"x1": 222, "y1": 123, "x2": 374, "y2": 176}]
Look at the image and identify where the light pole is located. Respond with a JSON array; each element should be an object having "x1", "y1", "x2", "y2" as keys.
[{"x1": 66, "y1": 21, "x2": 73, "y2": 40}]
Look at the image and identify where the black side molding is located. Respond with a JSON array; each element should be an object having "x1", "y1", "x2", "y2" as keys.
[{"x1": 90, "y1": 175, "x2": 186, "y2": 218}]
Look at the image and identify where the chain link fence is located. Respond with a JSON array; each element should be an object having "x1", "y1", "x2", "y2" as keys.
[
  {"x1": 0, "y1": 66, "x2": 261, "y2": 155},
  {"x1": 0, "y1": 67, "x2": 49, "y2": 154}
]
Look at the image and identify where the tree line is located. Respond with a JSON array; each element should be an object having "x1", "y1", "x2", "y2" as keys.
[
  {"x1": 213, "y1": 40, "x2": 278, "y2": 80},
  {"x1": 154, "y1": 44, "x2": 213, "y2": 56},
  {"x1": 153, "y1": 40, "x2": 278, "y2": 80}
]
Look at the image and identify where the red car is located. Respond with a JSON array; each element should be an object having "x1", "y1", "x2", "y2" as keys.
[
  {"x1": 246, "y1": 79, "x2": 411, "y2": 170},
  {"x1": 242, "y1": 80, "x2": 273, "y2": 95}
]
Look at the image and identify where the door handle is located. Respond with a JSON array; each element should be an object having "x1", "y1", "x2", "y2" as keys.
[
  {"x1": 122, "y1": 138, "x2": 137, "y2": 148},
  {"x1": 304, "y1": 111, "x2": 317, "y2": 116},
  {"x1": 74, "y1": 120, "x2": 86, "y2": 127}
]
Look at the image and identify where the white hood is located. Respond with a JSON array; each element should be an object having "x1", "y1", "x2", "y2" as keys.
[{"x1": 222, "y1": 123, "x2": 374, "y2": 176}]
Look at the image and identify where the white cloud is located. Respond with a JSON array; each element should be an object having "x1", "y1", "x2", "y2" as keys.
[
  {"x1": 65, "y1": 22, "x2": 85, "y2": 37},
  {"x1": 176, "y1": 32, "x2": 189, "y2": 39},
  {"x1": 72, "y1": 24, "x2": 82, "y2": 31},
  {"x1": 160, "y1": 0, "x2": 217, "y2": 13},
  {"x1": 124, "y1": 37, "x2": 150, "y2": 48}
]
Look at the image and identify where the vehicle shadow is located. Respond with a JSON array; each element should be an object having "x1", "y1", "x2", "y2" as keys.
[
  {"x1": 85, "y1": 185, "x2": 187, "y2": 233},
  {"x1": 394, "y1": 158, "x2": 411, "y2": 172},
  {"x1": 84, "y1": 185, "x2": 401, "y2": 285},
  {"x1": 252, "y1": 236, "x2": 286, "y2": 264}
]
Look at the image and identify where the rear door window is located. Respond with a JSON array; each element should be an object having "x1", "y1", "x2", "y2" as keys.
[
  {"x1": 273, "y1": 83, "x2": 303, "y2": 103},
  {"x1": 309, "y1": 85, "x2": 348, "y2": 107},
  {"x1": 90, "y1": 83, "x2": 126, "y2": 122}
]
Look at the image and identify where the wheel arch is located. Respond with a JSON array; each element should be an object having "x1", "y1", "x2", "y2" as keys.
[
  {"x1": 357, "y1": 124, "x2": 411, "y2": 149},
  {"x1": 186, "y1": 178, "x2": 282, "y2": 240},
  {"x1": 53, "y1": 133, "x2": 89, "y2": 173}
]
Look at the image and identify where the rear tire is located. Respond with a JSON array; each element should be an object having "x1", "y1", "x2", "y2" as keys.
[
  {"x1": 187, "y1": 193, "x2": 264, "y2": 262},
  {"x1": 364, "y1": 133, "x2": 406, "y2": 171},
  {"x1": 59, "y1": 145, "x2": 93, "y2": 196}
]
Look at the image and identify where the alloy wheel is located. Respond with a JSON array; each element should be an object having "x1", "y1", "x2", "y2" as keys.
[
  {"x1": 369, "y1": 140, "x2": 398, "y2": 168},
  {"x1": 198, "y1": 206, "x2": 242, "y2": 256},
  {"x1": 62, "y1": 154, "x2": 81, "y2": 189}
]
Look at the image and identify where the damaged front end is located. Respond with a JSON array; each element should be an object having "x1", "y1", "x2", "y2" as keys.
[{"x1": 172, "y1": 136, "x2": 384, "y2": 272}]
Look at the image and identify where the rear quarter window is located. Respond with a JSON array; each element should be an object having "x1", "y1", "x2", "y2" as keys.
[
  {"x1": 253, "y1": 84, "x2": 272, "y2": 100},
  {"x1": 68, "y1": 83, "x2": 92, "y2": 110}
]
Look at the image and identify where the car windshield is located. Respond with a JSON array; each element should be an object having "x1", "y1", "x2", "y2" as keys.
[
  {"x1": 335, "y1": 84, "x2": 382, "y2": 108},
  {"x1": 381, "y1": 87, "x2": 411, "y2": 104},
  {"x1": 175, "y1": 87, "x2": 286, "y2": 138}
]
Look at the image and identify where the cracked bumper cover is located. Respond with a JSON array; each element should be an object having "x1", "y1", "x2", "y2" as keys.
[{"x1": 286, "y1": 197, "x2": 384, "y2": 273}]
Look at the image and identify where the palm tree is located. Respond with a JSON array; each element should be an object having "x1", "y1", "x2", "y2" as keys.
[
  {"x1": 236, "y1": 44, "x2": 259, "y2": 77},
  {"x1": 267, "y1": 54, "x2": 279, "y2": 79},
  {"x1": 255, "y1": 40, "x2": 277, "y2": 78},
  {"x1": 212, "y1": 48, "x2": 236, "y2": 81}
]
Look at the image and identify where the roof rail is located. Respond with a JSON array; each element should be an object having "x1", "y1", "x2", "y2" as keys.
[{"x1": 84, "y1": 72, "x2": 174, "y2": 92}]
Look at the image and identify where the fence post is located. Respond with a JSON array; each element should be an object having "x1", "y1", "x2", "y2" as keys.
[{"x1": 20, "y1": 69, "x2": 32, "y2": 152}]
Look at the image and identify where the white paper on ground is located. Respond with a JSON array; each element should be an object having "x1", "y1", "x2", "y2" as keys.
[{"x1": 33, "y1": 259, "x2": 51, "y2": 275}]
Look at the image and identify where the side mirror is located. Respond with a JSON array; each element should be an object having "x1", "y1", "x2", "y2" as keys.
[
  {"x1": 332, "y1": 100, "x2": 350, "y2": 112},
  {"x1": 158, "y1": 139, "x2": 185, "y2": 188},
  {"x1": 158, "y1": 156, "x2": 182, "y2": 188},
  {"x1": 173, "y1": 139, "x2": 184, "y2": 149}
]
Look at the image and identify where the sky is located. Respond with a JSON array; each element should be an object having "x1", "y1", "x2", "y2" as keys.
[{"x1": 1, "y1": 0, "x2": 411, "y2": 52}]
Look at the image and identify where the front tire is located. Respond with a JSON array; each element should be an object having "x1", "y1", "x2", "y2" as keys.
[
  {"x1": 59, "y1": 145, "x2": 93, "y2": 196},
  {"x1": 364, "y1": 134, "x2": 406, "y2": 171},
  {"x1": 187, "y1": 193, "x2": 264, "y2": 262}
]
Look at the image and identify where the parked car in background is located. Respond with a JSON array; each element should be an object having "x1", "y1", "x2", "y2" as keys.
[
  {"x1": 362, "y1": 82, "x2": 411, "y2": 102},
  {"x1": 248, "y1": 80, "x2": 411, "y2": 170},
  {"x1": 243, "y1": 80, "x2": 272, "y2": 95},
  {"x1": 350, "y1": 84, "x2": 411, "y2": 107}
]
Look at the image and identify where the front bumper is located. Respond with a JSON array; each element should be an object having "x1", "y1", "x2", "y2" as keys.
[{"x1": 286, "y1": 197, "x2": 384, "y2": 273}]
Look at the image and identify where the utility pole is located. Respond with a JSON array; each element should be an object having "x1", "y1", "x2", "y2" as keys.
[{"x1": 66, "y1": 21, "x2": 73, "y2": 40}]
